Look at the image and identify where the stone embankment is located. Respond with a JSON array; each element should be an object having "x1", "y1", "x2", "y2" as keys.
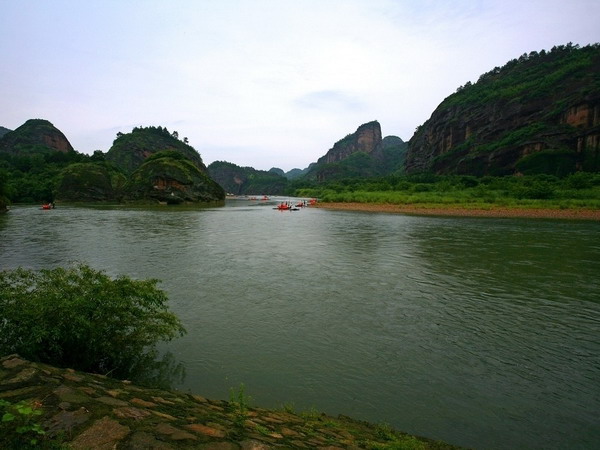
[{"x1": 0, "y1": 355, "x2": 460, "y2": 449}]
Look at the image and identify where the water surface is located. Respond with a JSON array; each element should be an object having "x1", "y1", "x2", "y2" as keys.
[{"x1": 1, "y1": 200, "x2": 599, "y2": 449}]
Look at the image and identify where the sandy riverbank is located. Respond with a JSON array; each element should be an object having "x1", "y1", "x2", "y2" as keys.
[{"x1": 315, "y1": 202, "x2": 600, "y2": 220}]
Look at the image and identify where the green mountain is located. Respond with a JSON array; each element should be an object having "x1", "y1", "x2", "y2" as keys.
[
  {"x1": 0, "y1": 121, "x2": 224, "y2": 204},
  {"x1": 303, "y1": 121, "x2": 407, "y2": 182},
  {"x1": 105, "y1": 126, "x2": 207, "y2": 175},
  {"x1": 0, "y1": 126, "x2": 11, "y2": 139},
  {"x1": 284, "y1": 166, "x2": 312, "y2": 179},
  {"x1": 0, "y1": 119, "x2": 74, "y2": 155},
  {"x1": 406, "y1": 43, "x2": 600, "y2": 176},
  {"x1": 126, "y1": 150, "x2": 224, "y2": 203},
  {"x1": 207, "y1": 160, "x2": 288, "y2": 195}
]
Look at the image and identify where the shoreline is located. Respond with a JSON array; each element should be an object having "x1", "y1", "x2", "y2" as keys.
[
  {"x1": 0, "y1": 354, "x2": 460, "y2": 449},
  {"x1": 315, "y1": 202, "x2": 600, "y2": 220}
]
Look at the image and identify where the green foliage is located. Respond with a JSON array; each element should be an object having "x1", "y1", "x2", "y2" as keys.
[
  {"x1": 208, "y1": 160, "x2": 288, "y2": 195},
  {"x1": 360, "y1": 422, "x2": 427, "y2": 450},
  {"x1": 0, "y1": 168, "x2": 9, "y2": 210},
  {"x1": 55, "y1": 162, "x2": 127, "y2": 202},
  {"x1": 228, "y1": 383, "x2": 251, "y2": 433},
  {"x1": 145, "y1": 149, "x2": 189, "y2": 163},
  {"x1": 128, "y1": 155, "x2": 225, "y2": 203},
  {"x1": 296, "y1": 173, "x2": 600, "y2": 209},
  {"x1": 0, "y1": 119, "x2": 73, "y2": 156},
  {"x1": 411, "y1": 43, "x2": 600, "y2": 175},
  {"x1": 0, "y1": 264, "x2": 186, "y2": 379},
  {"x1": 475, "y1": 123, "x2": 550, "y2": 154},
  {"x1": 0, "y1": 399, "x2": 46, "y2": 448},
  {"x1": 0, "y1": 123, "x2": 222, "y2": 204},
  {"x1": 515, "y1": 149, "x2": 577, "y2": 176},
  {"x1": 0, "y1": 149, "x2": 90, "y2": 203},
  {"x1": 444, "y1": 43, "x2": 599, "y2": 108},
  {"x1": 106, "y1": 126, "x2": 205, "y2": 175}
]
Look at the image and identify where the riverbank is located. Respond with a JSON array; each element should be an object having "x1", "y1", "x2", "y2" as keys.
[
  {"x1": 0, "y1": 355, "x2": 461, "y2": 449},
  {"x1": 316, "y1": 202, "x2": 600, "y2": 220}
]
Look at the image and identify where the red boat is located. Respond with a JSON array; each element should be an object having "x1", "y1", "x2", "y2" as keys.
[{"x1": 41, "y1": 204, "x2": 53, "y2": 210}]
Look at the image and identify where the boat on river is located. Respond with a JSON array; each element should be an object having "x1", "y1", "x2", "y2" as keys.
[{"x1": 274, "y1": 202, "x2": 299, "y2": 211}]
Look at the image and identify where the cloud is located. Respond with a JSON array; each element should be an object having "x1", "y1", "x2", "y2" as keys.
[{"x1": 1, "y1": 0, "x2": 599, "y2": 171}]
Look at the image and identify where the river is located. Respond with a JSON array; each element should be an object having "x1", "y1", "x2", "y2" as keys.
[{"x1": 1, "y1": 199, "x2": 599, "y2": 449}]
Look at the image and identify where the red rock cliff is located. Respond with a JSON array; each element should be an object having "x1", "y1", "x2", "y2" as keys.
[
  {"x1": 405, "y1": 44, "x2": 600, "y2": 175},
  {"x1": 318, "y1": 121, "x2": 382, "y2": 165},
  {"x1": 0, "y1": 119, "x2": 74, "y2": 154}
]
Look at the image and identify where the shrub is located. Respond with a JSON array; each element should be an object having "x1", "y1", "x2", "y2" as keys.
[{"x1": 0, "y1": 264, "x2": 186, "y2": 378}]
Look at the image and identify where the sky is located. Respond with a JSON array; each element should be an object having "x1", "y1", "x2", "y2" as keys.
[{"x1": 1, "y1": 1, "x2": 599, "y2": 171}]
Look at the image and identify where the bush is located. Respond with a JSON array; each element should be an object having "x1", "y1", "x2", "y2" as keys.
[
  {"x1": 0, "y1": 264, "x2": 186, "y2": 378},
  {"x1": 515, "y1": 180, "x2": 556, "y2": 199}
]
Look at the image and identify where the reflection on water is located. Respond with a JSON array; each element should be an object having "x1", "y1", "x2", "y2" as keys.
[{"x1": 1, "y1": 203, "x2": 599, "y2": 449}]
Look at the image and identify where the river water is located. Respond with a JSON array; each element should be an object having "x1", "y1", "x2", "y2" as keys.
[{"x1": 1, "y1": 199, "x2": 599, "y2": 449}]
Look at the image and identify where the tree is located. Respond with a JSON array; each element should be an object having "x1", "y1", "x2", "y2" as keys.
[{"x1": 0, "y1": 264, "x2": 186, "y2": 379}]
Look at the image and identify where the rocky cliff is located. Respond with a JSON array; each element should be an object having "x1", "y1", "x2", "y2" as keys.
[
  {"x1": 127, "y1": 151, "x2": 225, "y2": 203},
  {"x1": 406, "y1": 43, "x2": 600, "y2": 176},
  {"x1": 318, "y1": 121, "x2": 382, "y2": 165},
  {"x1": 0, "y1": 119, "x2": 74, "y2": 154},
  {"x1": 306, "y1": 121, "x2": 407, "y2": 182}
]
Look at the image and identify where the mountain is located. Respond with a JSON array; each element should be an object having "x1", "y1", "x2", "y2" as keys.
[
  {"x1": 319, "y1": 120, "x2": 382, "y2": 164},
  {"x1": 0, "y1": 119, "x2": 74, "y2": 155},
  {"x1": 304, "y1": 121, "x2": 407, "y2": 182},
  {"x1": 0, "y1": 126, "x2": 11, "y2": 139},
  {"x1": 208, "y1": 161, "x2": 288, "y2": 195},
  {"x1": 285, "y1": 166, "x2": 312, "y2": 179},
  {"x1": 0, "y1": 121, "x2": 224, "y2": 204},
  {"x1": 269, "y1": 166, "x2": 312, "y2": 180},
  {"x1": 105, "y1": 126, "x2": 207, "y2": 175},
  {"x1": 268, "y1": 167, "x2": 285, "y2": 177},
  {"x1": 406, "y1": 43, "x2": 600, "y2": 176},
  {"x1": 126, "y1": 150, "x2": 224, "y2": 203}
]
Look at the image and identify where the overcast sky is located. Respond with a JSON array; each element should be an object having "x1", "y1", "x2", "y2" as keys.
[{"x1": 1, "y1": 1, "x2": 599, "y2": 171}]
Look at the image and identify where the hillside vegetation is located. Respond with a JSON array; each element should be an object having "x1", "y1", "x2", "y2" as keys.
[
  {"x1": 407, "y1": 43, "x2": 600, "y2": 176},
  {"x1": 0, "y1": 119, "x2": 74, "y2": 155},
  {"x1": 0, "y1": 123, "x2": 224, "y2": 204},
  {"x1": 106, "y1": 126, "x2": 207, "y2": 174},
  {"x1": 297, "y1": 172, "x2": 600, "y2": 211},
  {"x1": 303, "y1": 121, "x2": 408, "y2": 183},
  {"x1": 208, "y1": 160, "x2": 288, "y2": 195}
]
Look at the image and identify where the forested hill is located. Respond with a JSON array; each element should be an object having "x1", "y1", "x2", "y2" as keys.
[
  {"x1": 406, "y1": 43, "x2": 600, "y2": 176},
  {"x1": 105, "y1": 126, "x2": 207, "y2": 175},
  {"x1": 303, "y1": 121, "x2": 408, "y2": 182},
  {"x1": 0, "y1": 119, "x2": 74, "y2": 154},
  {"x1": 207, "y1": 160, "x2": 288, "y2": 195}
]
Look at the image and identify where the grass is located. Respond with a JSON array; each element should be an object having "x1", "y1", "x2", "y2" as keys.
[{"x1": 297, "y1": 173, "x2": 600, "y2": 210}]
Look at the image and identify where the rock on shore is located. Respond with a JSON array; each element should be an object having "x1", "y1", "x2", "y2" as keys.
[{"x1": 0, "y1": 355, "x2": 460, "y2": 449}]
